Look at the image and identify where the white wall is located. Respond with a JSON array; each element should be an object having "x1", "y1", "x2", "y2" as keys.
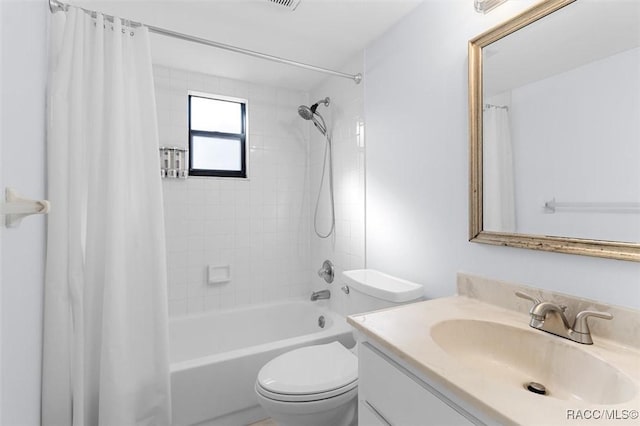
[
  {"x1": 153, "y1": 65, "x2": 312, "y2": 316},
  {"x1": 309, "y1": 55, "x2": 366, "y2": 316},
  {"x1": 365, "y1": 0, "x2": 640, "y2": 309},
  {"x1": 0, "y1": 0, "x2": 48, "y2": 424}
]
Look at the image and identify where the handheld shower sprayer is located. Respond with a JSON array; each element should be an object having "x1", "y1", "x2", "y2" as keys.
[
  {"x1": 297, "y1": 97, "x2": 330, "y2": 136},
  {"x1": 297, "y1": 96, "x2": 335, "y2": 238},
  {"x1": 298, "y1": 97, "x2": 330, "y2": 118}
]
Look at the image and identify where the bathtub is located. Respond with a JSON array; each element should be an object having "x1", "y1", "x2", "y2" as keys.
[{"x1": 169, "y1": 300, "x2": 355, "y2": 426}]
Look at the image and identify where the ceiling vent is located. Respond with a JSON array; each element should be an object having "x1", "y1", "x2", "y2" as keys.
[{"x1": 267, "y1": 0, "x2": 301, "y2": 11}]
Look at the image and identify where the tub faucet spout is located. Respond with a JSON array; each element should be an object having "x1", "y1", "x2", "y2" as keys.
[{"x1": 310, "y1": 290, "x2": 331, "y2": 301}]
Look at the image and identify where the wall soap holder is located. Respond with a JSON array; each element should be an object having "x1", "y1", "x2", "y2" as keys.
[
  {"x1": 160, "y1": 147, "x2": 188, "y2": 179},
  {"x1": 208, "y1": 265, "x2": 231, "y2": 284},
  {"x1": 1, "y1": 188, "x2": 50, "y2": 228}
]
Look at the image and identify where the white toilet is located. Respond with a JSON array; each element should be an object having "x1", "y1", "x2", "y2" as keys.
[{"x1": 255, "y1": 269, "x2": 424, "y2": 426}]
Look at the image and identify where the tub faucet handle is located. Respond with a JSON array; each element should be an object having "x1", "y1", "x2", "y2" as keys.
[{"x1": 317, "y1": 260, "x2": 334, "y2": 284}]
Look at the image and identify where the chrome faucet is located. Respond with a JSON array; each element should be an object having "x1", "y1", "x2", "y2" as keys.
[
  {"x1": 516, "y1": 291, "x2": 613, "y2": 345},
  {"x1": 310, "y1": 290, "x2": 331, "y2": 301}
]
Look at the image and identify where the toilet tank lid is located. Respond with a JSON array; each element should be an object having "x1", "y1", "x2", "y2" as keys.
[{"x1": 342, "y1": 269, "x2": 423, "y2": 303}]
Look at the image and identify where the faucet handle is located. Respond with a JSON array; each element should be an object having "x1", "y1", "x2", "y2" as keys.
[
  {"x1": 515, "y1": 291, "x2": 567, "y2": 311},
  {"x1": 515, "y1": 291, "x2": 541, "y2": 306},
  {"x1": 317, "y1": 260, "x2": 334, "y2": 284},
  {"x1": 573, "y1": 310, "x2": 613, "y2": 334}
]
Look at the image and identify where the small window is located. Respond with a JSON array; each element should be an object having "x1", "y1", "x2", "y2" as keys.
[{"x1": 188, "y1": 93, "x2": 247, "y2": 178}]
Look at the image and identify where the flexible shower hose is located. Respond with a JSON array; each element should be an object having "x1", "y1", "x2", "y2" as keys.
[{"x1": 314, "y1": 134, "x2": 335, "y2": 238}]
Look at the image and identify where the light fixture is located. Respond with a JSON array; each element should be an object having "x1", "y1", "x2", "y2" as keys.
[{"x1": 475, "y1": 0, "x2": 508, "y2": 14}]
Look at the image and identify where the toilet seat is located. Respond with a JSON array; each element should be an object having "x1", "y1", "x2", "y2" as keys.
[
  {"x1": 256, "y1": 379, "x2": 357, "y2": 403},
  {"x1": 256, "y1": 342, "x2": 358, "y2": 403}
]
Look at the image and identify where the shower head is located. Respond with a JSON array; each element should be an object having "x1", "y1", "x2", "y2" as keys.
[
  {"x1": 298, "y1": 97, "x2": 330, "y2": 120},
  {"x1": 297, "y1": 105, "x2": 315, "y2": 121},
  {"x1": 298, "y1": 97, "x2": 330, "y2": 136}
]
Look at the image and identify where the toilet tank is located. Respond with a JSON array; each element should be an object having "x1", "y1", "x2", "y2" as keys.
[{"x1": 342, "y1": 269, "x2": 424, "y2": 315}]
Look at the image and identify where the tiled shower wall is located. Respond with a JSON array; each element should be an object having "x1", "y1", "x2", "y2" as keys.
[
  {"x1": 153, "y1": 65, "x2": 312, "y2": 316},
  {"x1": 309, "y1": 55, "x2": 366, "y2": 317}
]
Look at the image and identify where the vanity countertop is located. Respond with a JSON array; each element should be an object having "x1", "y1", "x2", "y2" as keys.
[{"x1": 347, "y1": 290, "x2": 640, "y2": 425}]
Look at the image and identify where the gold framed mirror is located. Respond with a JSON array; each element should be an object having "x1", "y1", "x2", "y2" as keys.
[{"x1": 469, "y1": 0, "x2": 640, "y2": 262}]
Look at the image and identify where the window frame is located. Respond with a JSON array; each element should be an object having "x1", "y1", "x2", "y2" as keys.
[{"x1": 188, "y1": 91, "x2": 248, "y2": 178}]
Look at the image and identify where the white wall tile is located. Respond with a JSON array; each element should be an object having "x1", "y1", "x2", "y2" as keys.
[
  {"x1": 169, "y1": 299, "x2": 188, "y2": 317},
  {"x1": 308, "y1": 54, "x2": 367, "y2": 316},
  {"x1": 155, "y1": 65, "x2": 312, "y2": 316}
]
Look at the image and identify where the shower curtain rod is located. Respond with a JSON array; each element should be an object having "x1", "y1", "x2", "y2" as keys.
[{"x1": 48, "y1": 0, "x2": 363, "y2": 85}]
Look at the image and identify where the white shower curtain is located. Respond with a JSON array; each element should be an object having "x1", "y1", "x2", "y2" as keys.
[
  {"x1": 483, "y1": 106, "x2": 516, "y2": 232},
  {"x1": 43, "y1": 8, "x2": 171, "y2": 426}
]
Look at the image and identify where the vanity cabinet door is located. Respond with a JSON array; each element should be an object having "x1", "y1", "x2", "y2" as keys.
[
  {"x1": 359, "y1": 342, "x2": 476, "y2": 426},
  {"x1": 359, "y1": 400, "x2": 391, "y2": 426}
]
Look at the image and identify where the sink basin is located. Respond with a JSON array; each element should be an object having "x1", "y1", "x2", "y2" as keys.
[{"x1": 430, "y1": 319, "x2": 637, "y2": 405}]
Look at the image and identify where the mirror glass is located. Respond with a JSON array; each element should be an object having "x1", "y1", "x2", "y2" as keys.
[
  {"x1": 469, "y1": 0, "x2": 640, "y2": 261},
  {"x1": 483, "y1": 0, "x2": 640, "y2": 243}
]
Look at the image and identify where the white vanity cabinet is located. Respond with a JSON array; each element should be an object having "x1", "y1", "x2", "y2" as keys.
[{"x1": 358, "y1": 341, "x2": 481, "y2": 426}]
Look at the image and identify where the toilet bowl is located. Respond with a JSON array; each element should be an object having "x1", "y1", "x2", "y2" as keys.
[
  {"x1": 255, "y1": 342, "x2": 358, "y2": 426},
  {"x1": 255, "y1": 269, "x2": 424, "y2": 425}
]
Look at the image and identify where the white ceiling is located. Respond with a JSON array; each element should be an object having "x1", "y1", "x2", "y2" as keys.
[
  {"x1": 484, "y1": 0, "x2": 640, "y2": 97},
  {"x1": 72, "y1": 0, "x2": 424, "y2": 91}
]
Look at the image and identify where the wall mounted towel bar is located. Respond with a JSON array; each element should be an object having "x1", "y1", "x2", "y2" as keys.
[
  {"x1": 544, "y1": 198, "x2": 640, "y2": 214},
  {"x1": 1, "y1": 188, "x2": 50, "y2": 228}
]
